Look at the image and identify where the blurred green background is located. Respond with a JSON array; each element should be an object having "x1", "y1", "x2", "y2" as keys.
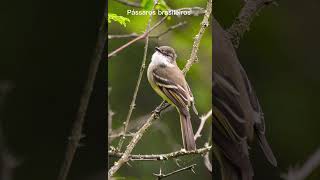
[
  {"x1": 215, "y1": 0, "x2": 320, "y2": 179},
  {"x1": 108, "y1": 0, "x2": 212, "y2": 179},
  {"x1": 0, "y1": 0, "x2": 106, "y2": 179}
]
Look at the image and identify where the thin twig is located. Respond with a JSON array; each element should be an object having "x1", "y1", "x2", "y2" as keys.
[
  {"x1": 173, "y1": 7, "x2": 206, "y2": 16},
  {"x1": 108, "y1": 106, "x2": 174, "y2": 142},
  {"x1": 114, "y1": 0, "x2": 142, "y2": 8},
  {"x1": 113, "y1": 0, "x2": 205, "y2": 17},
  {"x1": 203, "y1": 121, "x2": 212, "y2": 173},
  {"x1": 109, "y1": 146, "x2": 212, "y2": 161},
  {"x1": 194, "y1": 109, "x2": 212, "y2": 141},
  {"x1": 282, "y1": 147, "x2": 320, "y2": 180},
  {"x1": 108, "y1": 0, "x2": 212, "y2": 177},
  {"x1": 107, "y1": 15, "x2": 168, "y2": 59},
  {"x1": 182, "y1": 0, "x2": 212, "y2": 73},
  {"x1": 153, "y1": 164, "x2": 197, "y2": 179},
  {"x1": 57, "y1": 3, "x2": 107, "y2": 180},
  {"x1": 227, "y1": 0, "x2": 277, "y2": 48},
  {"x1": 108, "y1": 21, "x2": 187, "y2": 40},
  {"x1": 108, "y1": 87, "x2": 115, "y2": 137},
  {"x1": 116, "y1": 0, "x2": 159, "y2": 152}
]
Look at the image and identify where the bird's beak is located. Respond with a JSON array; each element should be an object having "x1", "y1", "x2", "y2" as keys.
[{"x1": 155, "y1": 47, "x2": 160, "y2": 52}]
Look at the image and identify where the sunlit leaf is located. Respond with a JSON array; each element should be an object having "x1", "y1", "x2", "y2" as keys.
[{"x1": 107, "y1": 13, "x2": 130, "y2": 27}]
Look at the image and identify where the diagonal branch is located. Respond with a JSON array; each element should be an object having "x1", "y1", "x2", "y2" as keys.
[
  {"x1": 153, "y1": 164, "x2": 197, "y2": 179},
  {"x1": 194, "y1": 109, "x2": 212, "y2": 141},
  {"x1": 227, "y1": 0, "x2": 277, "y2": 48},
  {"x1": 116, "y1": 0, "x2": 159, "y2": 152},
  {"x1": 107, "y1": 15, "x2": 168, "y2": 59},
  {"x1": 108, "y1": 21, "x2": 187, "y2": 40},
  {"x1": 182, "y1": 0, "x2": 212, "y2": 73},
  {"x1": 114, "y1": 0, "x2": 142, "y2": 8},
  {"x1": 108, "y1": 0, "x2": 212, "y2": 177},
  {"x1": 281, "y1": 147, "x2": 320, "y2": 180},
  {"x1": 57, "y1": 3, "x2": 107, "y2": 180}
]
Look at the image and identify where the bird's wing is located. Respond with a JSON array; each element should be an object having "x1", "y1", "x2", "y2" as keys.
[{"x1": 152, "y1": 66, "x2": 191, "y2": 110}]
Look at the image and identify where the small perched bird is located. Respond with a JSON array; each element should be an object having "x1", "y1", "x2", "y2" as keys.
[
  {"x1": 213, "y1": 18, "x2": 277, "y2": 180},
  {"x1": 147, "y1": 46, "x2": 197, "y2": 151}
]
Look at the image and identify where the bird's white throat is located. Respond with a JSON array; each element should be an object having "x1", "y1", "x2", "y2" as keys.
[{"x1": 150, "y1": 51, "x2": 174, "y2": 67}]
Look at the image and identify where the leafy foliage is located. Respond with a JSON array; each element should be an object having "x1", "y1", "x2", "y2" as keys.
[
  {"x1": 108, "y1": 13, "x2": 130, "y2": 27},
  {"x1": 141, "y1": 0, "x2": 170, "y2": 11}
]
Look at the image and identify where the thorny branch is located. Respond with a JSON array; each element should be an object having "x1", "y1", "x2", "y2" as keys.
[
  {"x1": 109, "y1": 146, "x2": 212, "y2": 161},
  {"x1": 227, "y1": 0, "x2": 277, "y2": 48},
  {"x1": 108, "y1": 102, "x2": 164, "y2": 178},
  {"x1": 194, "y1": 109, "x2": 212, "y2": 141},
  {"x1": 116, "y1": 0, "x2": 159, "y2": 152},
  {"x1": 203, "y1": 125, "x2": 212, "y2": 173},
  {"x1": 153, "y1": 164, "x2": 197, "y2": 180},
  {"x1": 108, "y1": 0, "x2": 212, "y2": 177},
  {"x1": 182, "y1": 0, "x2": 212, "y2": 73}
]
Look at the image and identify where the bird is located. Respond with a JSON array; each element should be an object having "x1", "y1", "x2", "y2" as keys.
[
  {"x1": 147, "y1": 46, "x2": 197, "y2": 151},
  {"x1": 212, "y1": 18, "x2": 277, "y2": 180}
]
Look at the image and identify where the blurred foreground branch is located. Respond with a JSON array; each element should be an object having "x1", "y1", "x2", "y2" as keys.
[
  {"x1": 0, "y1": 81, "x2": 18, "y2": 180},
  {"x1": 57, "y1": 3, "x2": 107, "y2": 180},
  {"x1": 227, "y1": 0, "x2": 277, "y2": 48},
  {"x1": 114, "y1": 0, "x2": 141, "y2": 8},
  {"x1": 282, "y1": 147, "x2": 320, "y2": 180},
  {"x1": 108, "y1": 0, "x2": 212, "y2": 177}
]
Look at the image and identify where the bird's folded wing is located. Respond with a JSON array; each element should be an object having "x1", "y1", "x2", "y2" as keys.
[{"x1": 152, "y1": 68, "x2": 190, "y2": 110}]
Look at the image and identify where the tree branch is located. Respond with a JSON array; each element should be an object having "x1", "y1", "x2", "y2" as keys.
[
  {"x1": 194, "y1": 109, "x2": 212, "y2": 141},
  {"x1": 227, "y1": 0, "x2": 277, "y2": 48},
  {"x1": 114, "y1": 0, "x2": 142, "y2": 8},
  {"x1": 173, "y1": 7, "x2": 206, "y2": 16},
  {"x1": 57, "y1": 3, "x2": 107, "y2": 180},
  {"x1": 282, "y1": 147, "x2": 320, "y2": 180},
  {"x1": 109, "y1": 146, "x2": 212, "y2": 161},
  {"x1": 182, "y1": 0, "x2": 212, "y2": 73},
  {"x1": 0, "y1": 81, "x2": 18, "y2": 180},
  {"x1": 108, "y1": 102, "x2": 163, "y2": 177},
  {"x1": 113, "y1": 0, "x2": 206, "y2": 16},
  {"x1": 108, "y1": 87, "x2": 115, "y2": 139},
  {"x1": 108, "y1": 0, "x2": 212, "y2": 177},
  {"x1": 153, "y1": 164, "x2": 196, "y2": 179},
  {"x1": 116, "y1": 0, "x2": 159, "y2": 152},
  {"x1": 107, "y1": 15, "x2": 168, "y2": 59},
  {"x1": 108, "y1": 21, "x2": 187, "y2": 40}
]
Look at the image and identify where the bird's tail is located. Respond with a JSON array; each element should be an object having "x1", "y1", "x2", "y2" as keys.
[
  {"x1": 218, "y1": 150, "x2": 253, "y2": 180},
  {"x1": 179, "y1": 109, "x2": 196, "y2": 151},
  {"x1": 256, "y1": 131, "x2": 277, "y2": 166}
]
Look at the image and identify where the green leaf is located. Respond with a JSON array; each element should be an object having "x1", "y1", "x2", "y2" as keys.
[
  {"x1": 107, "y1": 13, "x2": 130, "y2": 27},
  {"x1": 141, "y1": 0, "x2": 153, "y2": 10},
  {"x1": 156, "y1": 0, "x2": 170, "y2": 11}
]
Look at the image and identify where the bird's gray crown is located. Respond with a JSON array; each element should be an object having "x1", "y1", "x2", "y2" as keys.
[{"x1": 155, "y1": 46, "x2": 177, "y2": 61}]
